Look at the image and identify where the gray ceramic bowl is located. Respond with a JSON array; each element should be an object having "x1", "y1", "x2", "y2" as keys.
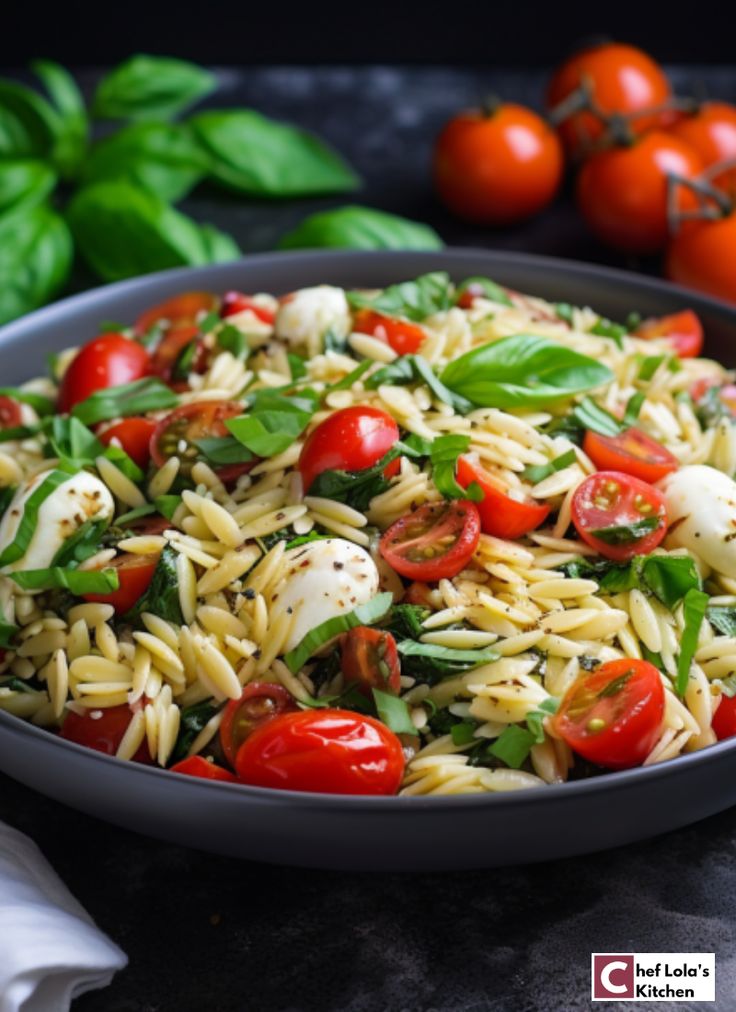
[{"x1": 1, "y1": 249, "x2": 736, "y2": 871}]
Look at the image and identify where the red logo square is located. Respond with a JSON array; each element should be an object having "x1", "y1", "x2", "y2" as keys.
[{"x1": 592, "y1": 954, "x2": 635, "y2": 999}]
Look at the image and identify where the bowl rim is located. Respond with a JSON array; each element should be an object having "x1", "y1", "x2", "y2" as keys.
[{"x1": 2, "y1": 246, "x2": 736, "y2": 812}]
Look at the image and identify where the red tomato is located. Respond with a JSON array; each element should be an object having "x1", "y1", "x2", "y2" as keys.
[
  {"x1": 576, "y1": 132, "x2": 704, "y2": 254},
  {"x1": 61, "y1": 704, "x2": 152, "y2": 762},
  {"x1": 634, "y1": 309, "x2": 704, "y2": 358},
  {"x1": 433, "y1": 103, "x2": 563, "y2": 225},
  {"x1": 221, "y1": 291, "x2": 275, "y2": 325},
  {"x1": 583, "y1": 428, "x2": 678, "y2": 484},
  {"x1": 219, "y1": 683, "x2": 297, "y2": 769},
  {"x1": 150, "y1": 324, "x2": 207, "y2": 384},
  {"x1": 83, "y1": 553, "x2": 158, "y2": 614},
  {"x1": 150, "y1": 400, "x2": 247, "y2": 478},
  {"x1": 552, "y1": 659, "x2": 665, "y2": 769},
  {"x1": 380, "y1": 500, "x2": 481, "y2": 581},
  {"x1": 353, "y1": 309, "x2": 427, "y2": 355},
  {"x1": 98, "y1": 417, "x2": 157, "y2": 469},
  {"x1": 666, "y1": 210, "x2": 736, "y2": 306},
  {"x1": 134, "y1": 292, "x2": 218, "y2": 335},
  {"x1": 546, "y1": 42, "x2": 671, "y2": 157},
  {"x1": 58, "y1": 334, "x2": 151, "y2": 414},
  {"x1": 402, "y1": 581, "x2": 434, "y2": 607},
  {"x1": 0, "y1": 396, "x2": 22, "y2": 429},
  {"x1": 571, "y1": 470, "x2": 667, "y2": 562},
  {"x1": 298, "y1": 406, "x2": 399, "y2": 494},
  {"x1": 170, "y1": 756, "x2": 238, "y2": 782},
  {"x1": 668, "y1": 102, "x2": 736, "y2": 196},
  {"x1": 456, "y1": 456, "x2": 550, "y2": 539},
  {"x1": 712, "y1": 694, "x2": 736, "y2": 741},
  {"x1": 341, "y1": 626, "x2": 401, "y2": 696},
  {"x1": 235, "y1": 709, "x2": 405, "y2": 796}
]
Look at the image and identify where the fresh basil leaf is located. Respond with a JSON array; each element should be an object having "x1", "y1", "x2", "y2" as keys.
[
  {"x1": 154, "y1": 495, "x2": 182, "y2": 521},
  {"x1": 0, "y1": 619, "x2": 18, "y2": 648},
  {"x1": 522, "y1": 449, "x2": 577, "y2": 485},
  {"x1": 0, "y1": 79, "x2": 58, "y2": 158},
  {"x1": 10, "y1": 566, "x2": 119, "y2": 594},
  {"x1": 0, "y1": 388, "x2": 54, "y2": 415},
  {"x1": 190, "y1": 109, "x2": 359, "y2": 197},
  {"x1": 707, "y1": 607, "x2": 736, "y2": 638},
  {"x1": 82, "y1": 122, "x2": 208, "y2": 201},
  {"x1": 450, "y1": 721, "x2": 478, "y2": 746},
  {"x1": 31, "y1": 60, "x2": 88, "y2": 177},
  {"x1": 226, "y1": 392, "x2": 314, "y2": 457},
  {"x1": 525, "y1": 697, "x2": 560, "y2": 744},
  {"x1": 305, "y1": 444, "x2": 400, "y2": 509},
  {"x1": 429, "y1": 434, "x2": 483, "y2": 501},
  {"x1": 0, "y1": 425, "x2": 41, "y2": 444},
  {"x1": 364, "y1": 356, "x2": 416, "y2": 390},
  {"x1": 71, "y1": 377, "x2": 178, "y2": 425},
  {"x1": 589, "y1": 317, "x2": 626, "y2": 349},
  {"x1": 371, "y1": 688, "x2": 416, "y2": 735},
  {"x1": 42, "y1": 415, "x2": 100, "y2": 466},
  {"x1": 171, "y1": 338, "x2": 198, "y2": 382},
  {"x1": 93, "y1": 55, "x2": 215, "y2": 122},
  {"x1": 116, "y1": 504, "x2": 156, "y2": 526},
  {"x1": 638, "y1": 354, "x2": 668, "y2": 381},
  {"x1": 554, "y1": 302, "x2": 575, "y2": 325},
  {"x1": 385, "y1": 604, "x2": 429, "y2": 641},
  {"x1": 284, "y1": 592, "x2": 393, "y2": 673},
  {"x1": 589, "y1": 516, "x2": 662, "y2": 546},
  {"x1": 170, "y1": 700, "x2": 220, "y2": 764},
  {"x1": 0, "y1": 469, "x2": 70, "y2": 566},
  {"x1": 412, "y1": 355, "x2": 473, "y2": 413},
  {"x1": 0, "y1": 486, "x2": 16, "y2": 520},
  {"x1": 0, "y1": 205, "x2": 73, "y2": 325},
  {"x1": 124, "y1": 545, "x2": 182, "y2": 625},
  {"x1": 571, "y1": 397, "x2": 622, "y2": 437},
  {"x1": 623, "y1": 392, "x2": 645, "y2": 427},
  {"x1": 640, "y1": 556, "x2": 701, "y2": 610},
  {"x1": 279, "y1": 205, "x2": 441, "y2": 251},
  {"x1": 348, "y1": 272, "x2": 452, "y2": 322},
  {"x1": 50, "y1": 518, "x2": 107, "y2": 567},
  {"x1": 287, "y1": 354, "x2": 307, "y2": 381},
  {"x1": 456, "y1": 276, "x2": 512, "y2": 307},
  {"x1": 197, "y1": 222, "x2": 241, "y2": 264},
  {"x1": 488, "y1": 725, "x2": 537, "y2": 769},
  {"x1": 396, "y1": 640, "x2": 499, "y2": 668},
  {"x1": 440, "y1": 335, "x2": 614, "y2": 409},
  {"x1": 0, "y1": 159, "x2": 56, "y2": 216},
  {"x1": 216, "y1": 324, "x2": 248, "y2": 360},
  {"x1": 193, "y1": 436, "x2": 253, "y2": 466},
  {"x1": 676, "y1": 588, "x2": 709, "y2": 696},
  {"x1": 67, "y1": 181, "x2": 237, "y2": 282}
]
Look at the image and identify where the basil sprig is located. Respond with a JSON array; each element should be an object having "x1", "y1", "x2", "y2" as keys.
[
  {"x1": 93, "y1": 55, "x2": 216, "y2": 122},
  {"x1": 71, "y1": 376, "x2": 178, "y2": 425},
  {"x1": 439, "y1": 334, "x2": 614, "y2": 409},
  {"x1": 284, "y1": 592, "x2": 393, "y2": 674}
]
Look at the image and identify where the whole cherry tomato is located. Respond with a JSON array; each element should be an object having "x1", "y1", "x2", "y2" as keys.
[
  {"x1": 571, "y1": 470, "x2": 667, "y2": 562},
  {"x1": 98, "y1": 417, "x2": 157, "y2": 469},
  {"x1": 83, "y1": 553, "x2": 159, "y2": 614},
  {"x1": 170, "y1": 756, "x2": 238, "y2": 782},
  {"x1": 666, "y1": 210, "x2": 736, "y2": 305},
  {"x1": 547, "y1": 42, "x2": 671, "y2": 157},
  {"x1": 221, "y1": 291, "x2": 275, "y2": 325},
  {"x1": 576, "y1": 131, "x2": 704, "y2": 253},
  {"x1": 712, "y1": 694, "x2": 736, "y2": 741},
  {"x1": 456, "y1": 456, "x2": 550, "y2": 539},
  {"x1": 582, "y1": 428, "x2": 678, "y2": 484},
  {"x1": 235, "y1": 709, "x2": 405, "y2": 795},
  {"x1": 219, "y1": 683, "x2": 297, "y2": 768},
  {"x1": 433, "y1": 103, "x2": 563, "y2": 225},
  {"x1": 552, "y1": 658, "x2": 665, "y2": 769},
  {"x1": 340, "y1": 626, "x2": 401, "y2": 696},
  {"x1": 134, "y1": 292, "x2": 218, "y2": 336},
  {"x1": 298, "y1": 406, "x2": 399, "y2": 494},
  {"x1": 380, "y1": 500, "x2": 481, "y2": 581},
  {"x1": 0, "y1": 396, "x2": 22, "y2": 429},
  {"x1": 634, "y1": 309, "x2": 704, "y2": 358},
  {"x1": 58, "y1": 334, "x2": 151, "y2": 414},
  {"x1": 668, "y1": 102, "x2": 736, "y2": 196},
  {"x1": 353, "y1": 309, "x2": 426, "y2": 355},
  {"x1": 61, "y1": 704, "x2": 152, "y2": 762}
]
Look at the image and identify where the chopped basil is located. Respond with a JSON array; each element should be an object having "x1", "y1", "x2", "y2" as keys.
[
  {"x1": 10, "y1": 567, "x2": 119, "y2": 594},
  {"x1": 456, "y1": 276, "x2": 512, "y2": 307},
  {"x1": 325, "y1": 359, "x2": 373, "y2": 393},
  {"x1": 450, "y1": 721, "x2": 478, "y2": 745},
  {"x1": 116, "y1": 504, "x2": 156, "y2": 526},
  {"x1": 123, "y1": 545, "x2": 182, "y2": 625},
  {"x1": 622, "y1": 392, "x2": 645, "y2": 427},
  {"x1": 558, "y1": 553, "x2": 701, "y2": 611},
  {"x1": 525, "y1": 697, "x2": 560, "y2": 742},
  {"x1": 676, "y1": 588, "x2": 709, "y2": 696},
  {"x1": 589, "y1": 317, "x2": 626, "y2": 348},
  {"x1": 396, "y1": 640, "x2": 499, "y2": 669},
  {"x1": 0, "y1": 387, "x2": 54, "y2": 415},
  {"x1": 365, "y1": 356, "x2": 415, "y2": 390},
  {"x1": 364, "y1": 354, "x2": 472, "y2": 413},
  {"x1": 170, "y1": 700, "x2": 220, "y2": 764},
  {"x1": 372, "y1": 688, "x2": 416, "y2": 735},
  {"x1": 50, "y1": 518, "x2": 107, "y2": 567},
  {"x1": 305, "y1": 444, "x2": 401, "y2": 508},
  {"x1": 0, "y1": 486, "x2": 15, "y2": 519},
  {"x1": 571, "y1": 397, "x2": 622, "y2": 437},
  {"x1": 217, "y1": 324, "x2": 248, "y2": 360},
  {"x1": 288, "y1": 353, "x2": 307, "y2": 380},
  {"x1": 522, "y1": 448, "x2": 577, "y2": 485},
  {"x1": 707, "y1": 606, "x2": 736, "y2": 638},
  {"x1": 284, "y1": 592, "x2": 393, "y2": 673},
  {"x1": 428, "y1": 434, "x2": 482, "y2": 502},
  {"x1": 0, "y1": 619, "x2": 19, "y2": 648},
  {"x1": 227, "y1": 390, "x2": 316, "y2": 458},
  {"x1": 194, "y1": 436, "x2": 253, "y2": 466},
  {"x1": 554, "y1": 302, "x2": 575, "y2": 325},
  {"x1": 589, "y1": 516, "x2": 662, "y2": 546},
  {"x1": 71, "y1": 377, "x2": 178, "y2": 425},
  {"x1": 384, "y1": 603, "x2": 428, "y2": 641},
  {"x1": 638, "y1": 354, "x2": 667, "y2": 381},
  {"x1": 489, "y1": 725, "x2": 537, "y2": 769},
  {"x1": 0, "y1": 469, "x2": 70, "y2": 567},
  {"x1": 0, "y1": 424, "x2": 40, "y2": 443},
  {"x1": 171, "y1": 339, "x2": 198, "y2": 381},
  {"x1": 41, "y1": 415, "x2": 143, "y2": 481},
  {"x1": 347, "y1": 271, "x2": 453, "y2": 322},
  {"x1": 154, "y1": 494, "x2": 182, "y2": 520}
]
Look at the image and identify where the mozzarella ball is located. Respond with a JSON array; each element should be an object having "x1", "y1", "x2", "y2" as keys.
[
  {"x1": 0, "y1": 470, "x2": 114, "y2": 573},
  {"x1": 660, "y1": 464, "x2": 736, "y2": 578},
  {"x1": 268, "y1": 537, "x2": 380, "y2": 652},
  {"x1": 275, "y1": 286, "x2": 351, "y2": 356}
]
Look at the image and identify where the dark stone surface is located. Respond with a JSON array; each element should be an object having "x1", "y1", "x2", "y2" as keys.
[{"x1": 3, "y1": 66, "x2": 736, "y2": 1011}]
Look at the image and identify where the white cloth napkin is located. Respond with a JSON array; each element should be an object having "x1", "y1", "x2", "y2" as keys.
[{"x1": 0, "y1": 821, "x2": 127, "y2": 1012}]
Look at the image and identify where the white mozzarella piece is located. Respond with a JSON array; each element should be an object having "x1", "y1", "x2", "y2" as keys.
[
  {"x1": 660, "y1": 464, "x2": 736, "y2": 578},
  {"x1": 275, "y1": 286, "x2": 351, "y2": 354},
  {"x1": 268, "y1": 538, "x2": 380, "y2": 651},
  {"x1": 0, "y1": 470, "x2": 114, "y2": 573}
]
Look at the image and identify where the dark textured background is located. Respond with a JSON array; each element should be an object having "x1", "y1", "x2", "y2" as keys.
[{"x1": 2, "y1": 61, "x2": 736, "y2": 1011}]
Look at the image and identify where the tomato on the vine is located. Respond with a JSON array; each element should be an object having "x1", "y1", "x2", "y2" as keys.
[
  {"x1": 433, "y1": 102, "x2": 563, "y2": 225},
  {"x1": 456, "y1": 456, "x2": 550, "y2": 539},
  {"x1": 98, "y1": 417, "x2": 157, "y2": 469},
  {"x1": 583, "y1": 428, "x2": 678, "y2": 484},
  {"x1": 341, "y1": 626, "x2": 401, "y2": 696},
  {"x1": 552, "y1": 658, "x2": 665, "y2": 769},
  {"x1": 380, "y1": 500, "x2": 481, "y2": 581},
  {"x1": 298, "y1": 406, "x2": 399, "y2": 494},
  {"x1": 634, "y1": 309, "x2": 704, "y2": 358},
  {"x1": 571, "y1": 470, "x2": 668, "y2": 561},
  {"x1": 668, "y1": 102, "x2": 736, "y2": 196},
  {"x1": 353, "y1": 309, "x2": 426, "y2": 355},
  {"x1": 219, "y1": 683, "x2": 297, "y2": 769},
  {"x1": 58, "y1": 334, "x2": 151, "y2": 414},
  {"x1": 666, "y1": 210, "x2": 736, "y2": 306}
]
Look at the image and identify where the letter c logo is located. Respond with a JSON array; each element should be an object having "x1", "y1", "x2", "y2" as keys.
[{"x1": 601, "y1": 961, "x2": 629, "y2": 994}]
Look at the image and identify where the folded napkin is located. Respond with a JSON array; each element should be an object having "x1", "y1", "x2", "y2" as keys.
[{"x1": 0, "y1": 821, "x2": 127, "y2": 1012}]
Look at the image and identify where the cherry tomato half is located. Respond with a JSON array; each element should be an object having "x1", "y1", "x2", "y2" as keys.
[
  {"x1": 221, "y1": 291, "x2": 275, "y2": 325},
  {"x1": 380, "y1": 500, "x2": 481, "y2": 581},
  {"x1": 712, "y1": 694, "x2": 736, "y2": 741},
  {"x1": 341, "y1": 626, "x2": 401, "y2": 697},
  {"x1": 353, "y1": 309, "x2": 427, "y2": 356},
  {"x1": 552, "y1": 658, "x2": 665, "y2": 769},
  {"x1": 666, "y1": 210, "x2": 736, "y2": 307},
  {"x1": 61, "y1": 704, "x2": 152, "y2": 763},
  {"x1": 0, "y1": 396, "x2": 22, "y2": 429},
  {"x1": 456, "y1": 456, "x2": 550, "y2": 539},
  {"x1": 83, "y1": 553, "x2": 159, "y2": 614},
  {"x1": 571, "y1": 470, "x2": 667, "y2": 562},
  {"x1": 634, "y1": 309, "x2": 704, "y2": 359},
  {"x1": 150, "y1": 324, "x2": 207, "y2": 385},
  {"x1": 235, "y1": 709, "x2": 405, "y2": 796},
  {"x1": 134, "y1": 291, "x2": 218, "y2": 336},
  {"x1": 58, "y1": 334, "x2": 151, "y2": 414},
  {"x1": 150, "y1": 400, "x2": 247, "y2": 478},
  {"x1": 583, "y1": 428, "x2": 678, "y2": 484},
  {"x1": 219, "y1": 683, "x2": 297, "y2": 769},
  {"x1": 298, "y1": 406, "x2": 399, "y2": 495},
  {"x1": 98, "y1": 417, "x2": 157, "y2": 469},
  {"x1": 576, "y1": 132, "x2": 703, "y2": 254},
  {"x1": 170, "y1": 756, "x2": 238, "y2": 782},
  {"x1": 433, "y1": 103, "x2": 563, "y2": 225}
]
